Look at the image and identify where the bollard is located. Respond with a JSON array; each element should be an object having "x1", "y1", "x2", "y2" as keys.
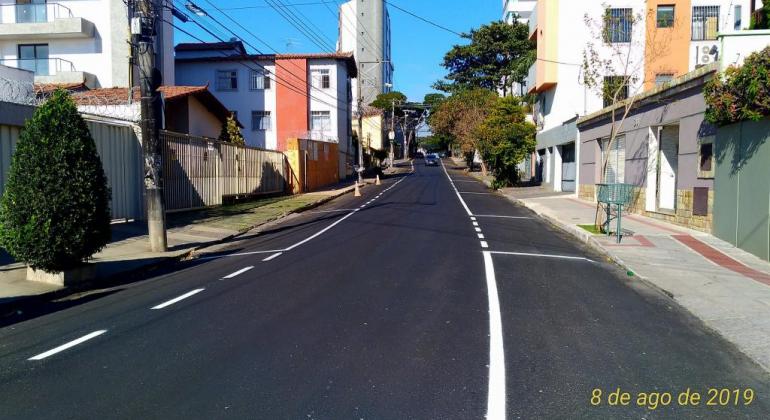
[{"x1": 354, "y1": 181, "x2": 362, "y2": 197}]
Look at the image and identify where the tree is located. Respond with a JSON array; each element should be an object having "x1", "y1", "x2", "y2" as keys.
[
  {"x1": 582, "y1": 6, "x2": 670, "y2": 230},
  {"x1": 475, "y1": 96, "x2": 537, "y2": 188},
  {"x1": 423, "y1": 93, "x2": 446, "y2": 109},
  {"x1": 429, "y1": 89, "x2": 498, "y2": 173},
  {"x1": 751, "y1": 3, "x2": 770, "y2": 29},
  {"x1": 218, "y1": 114, "x2": 245, "y2": 146},
  {"x1": 0, "y1": 90, "x2": 111, "y2": 272},
  {"x1": 369, "y1": 91, "x2": 407, "y2": 110},
  {"x1": 434, "y1": 21, "x2": 534, "y2": 95}
]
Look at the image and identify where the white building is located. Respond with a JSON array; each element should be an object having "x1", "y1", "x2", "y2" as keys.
[
  {"x1": 502, "y1": 0, "x2": 537, "y2": 24},
  {"x1": 0, "y1": 0, "x2": 173, "y2": 88},
  {"x1": 338, "y1": 0, "x2": 393, "y2": 111},
  {"x1": 521, "y1": 0, "x2": 761, "y2": 193},
  {"x1": 175, "y1": 41, "x2": 356, "y2": 178}
]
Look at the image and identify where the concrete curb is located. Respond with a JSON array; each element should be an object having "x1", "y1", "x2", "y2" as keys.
[{"x1": 0, "y1": 185, "x2": 359, "y2": 316}]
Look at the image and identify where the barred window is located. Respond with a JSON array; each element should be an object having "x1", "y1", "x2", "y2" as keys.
[
  {"x1": 692, "y1": 6, "x2": 719, "y2": 40},
  {"x1": 250, "y1": 69, "x2": 271, "y2": 90},
  {"x1": 251, "y1": 111, "x2": 271, "y2": 131},
  {"x1": 216, "y1": 70, "x2": 238, "y2": 91},
  {"x1": 604, "y1": 8, "x2": 633, "y2": 43}
]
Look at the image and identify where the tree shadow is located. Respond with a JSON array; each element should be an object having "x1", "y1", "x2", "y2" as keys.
[{"x1": 714, "y1": 119, "x2": 769, "y2": 176}]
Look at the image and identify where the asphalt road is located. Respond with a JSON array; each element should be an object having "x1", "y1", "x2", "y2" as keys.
[{"x1": 0, "y1": 159, "x2": 769, "y2": 419}]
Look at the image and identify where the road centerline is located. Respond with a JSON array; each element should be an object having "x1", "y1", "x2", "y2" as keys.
[
  {"x1": 262, "y1": 252, "x2": 283, "y2": 261},
  {"x1": 222, "y1": 266, "x2": 254, "y2": 279},
  {"x1": 28, "y1": 330, "x2": 108, "y2": 361},
  {"x1": 151, "y1": 289, "x2": 206, "y2": 310}
]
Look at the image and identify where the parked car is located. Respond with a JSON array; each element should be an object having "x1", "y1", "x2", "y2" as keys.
[{"x1": 425, "y1": 153, "x2": 439, "y2": 166}]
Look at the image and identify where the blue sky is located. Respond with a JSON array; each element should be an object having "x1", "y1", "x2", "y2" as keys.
[{"x1": 173, "y1": 0, "x2": 500, "y2": 102}]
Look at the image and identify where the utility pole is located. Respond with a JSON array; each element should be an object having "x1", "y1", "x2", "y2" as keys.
[
  {"x1": 390, "y1": 98, "x2": 396, "y2": 166},
  {"x1": 356, "y1": 63, "x2": 364, "y2": 185},
  {"x1": 133, "y1": 0, "x2": 167, "y2": 252}
]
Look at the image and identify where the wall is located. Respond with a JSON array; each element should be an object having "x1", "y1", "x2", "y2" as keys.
[
  {"x1": 719, "y1": 29, "x2": 770, "y2": 70},
  {"x1": 276, "y1": 58, "x2": 308, "y2": 152},
  {"x1": 714, "y1": 118, "x2": 770, "y2": 261},
  {"x1": 175, "y1": 60, "x2": 277, "y2": 149},
  {"x1": 577, "y1": 80, "x2": 715, "y2": 231},
  {"x1": 186, "y1": 96, "x2": 222, "y2": 139},
  {"x1": 284, "y1": 138, "x2": 339, "y2": 193},
  {"x1": 644, "y1": 0, "x2": 692, "y2": 91}
]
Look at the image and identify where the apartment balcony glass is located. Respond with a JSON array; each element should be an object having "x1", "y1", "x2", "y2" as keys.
[
  {"x1": 526, "y1": 61, "x2": 537, "y2": 94},
  {"x1": 0, "y1": 3, "x2": 94, "y2": 39},
  {"x1": 0, "y1": 57, "x2": 75, "y2": 76}
]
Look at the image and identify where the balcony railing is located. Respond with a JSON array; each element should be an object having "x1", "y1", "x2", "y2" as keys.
[
  {"x1": 0, "y1": 3, "x2": 73, "y2": 24},
  {"x1": 0, "y1": 58, "x2": 76, "y2": 76}
]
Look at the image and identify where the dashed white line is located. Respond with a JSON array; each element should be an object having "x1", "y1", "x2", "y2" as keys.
[
  {"x1": 473, "y1": 215, "x2": 531, "y2": 220},
  {"x1": 478, "y1": 234, "x2": 485, "y2": 239},
  {"x1": 262, "y1": 252, "x2": 283, "y2": 261},
  {"x1": 441, "y1": 161, "x2": 473, "y2": 216},
  {"x1": 222, "y1": 266, "x2": 254, "y2": 279},
  {"x1": 151, "y1": 288, "x2": 205, "y2": 310},
  {"x1": 28, "y1": 330, "x2": 108, "y2": 361},
  {"x1": 470, "y1": 217, "x2": 477, "y2": 221},
  {"x1": 475, "y1": 228, "x2": 482, "y2": 233},
  {"x1": 480, "y1": 241, "x2": 489, "y2": 248},
  {"x1": 482, "y1": 251, "x2": 506, "y2": 419},
  {"x1": 473, "y1": 222, "x2": 479, "y2": 227}
]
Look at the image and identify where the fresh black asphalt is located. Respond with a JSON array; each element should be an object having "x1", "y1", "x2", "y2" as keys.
[{"x1": 0, "y1": 160, "x2": 768, "y2": 419}]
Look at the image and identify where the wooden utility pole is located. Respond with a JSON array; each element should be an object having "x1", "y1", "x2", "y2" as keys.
[{"x1": 133, "y1": 0, "x2": 167, "y2": 251}]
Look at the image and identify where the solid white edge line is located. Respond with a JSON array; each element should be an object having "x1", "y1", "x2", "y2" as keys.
[
  {"x1": 441, "y1": 161, "x2": 473, "y2": 216},
  {"x1": 151, "y1": 288, "x2": 205, "y2": 310},
  {"x1": 262, "y1": 252, "x2": 283, "y2": 261},
  {"x1": 474, "y1": 215, "x2": 531, "y2": 219},
  {"x1": 222, "y1": 266, "x2": 254, "y2": 279},
  {"x1": 482, "y1": 251, "x2": 506, "y2": 419},
  {"x1": 481, "y1": 241, "x2": 489, "y2": 248},
  {"x1": 489, "y1": 251, "x2": 595, "y2": 263},
  {"x1": 29, "y1": 330, "x2": 108, "y2": 361},
  {"x1": 197, "y1": 250, "x2": 284, "y2": 260}
]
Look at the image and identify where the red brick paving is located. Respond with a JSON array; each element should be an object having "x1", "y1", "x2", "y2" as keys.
[{"x1": 673, "y1": 235, "x2": 770, "y2": 286}]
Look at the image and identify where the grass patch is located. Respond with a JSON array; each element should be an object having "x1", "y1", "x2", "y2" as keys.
[{"x1": 577, "y1": 224, "x2": 603, "y2": 234}]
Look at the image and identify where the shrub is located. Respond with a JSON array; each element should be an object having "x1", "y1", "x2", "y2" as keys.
[
  {"x1": 0, "y1": 90, "x2": 111, "y2": 272},
  {"x1": 705, "y1": 46, "x2": 770, "y2": 125},
  {"x1": 218, "y1": 114, "x2": 245, "y2": 145}
]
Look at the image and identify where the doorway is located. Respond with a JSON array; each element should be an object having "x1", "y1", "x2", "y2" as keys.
[{"x1": 657, "y1": 125, "x2": 679, "y2": 211}]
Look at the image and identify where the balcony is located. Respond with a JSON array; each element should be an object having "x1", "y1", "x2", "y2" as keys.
[
  {"x1": 526, "y1": 62, "x2": 537, "y2": 94},
  {"x1": 528, "y1": 3, "x2": 538, "y2": 39},
  {"x1": 0, "y1": 58, "x2": 90, "y2": 85},
  {"x1": 0, "y1": 3, "x2": 94, "y2": 39}
]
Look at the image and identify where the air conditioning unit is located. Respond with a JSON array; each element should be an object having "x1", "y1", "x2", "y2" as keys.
[{"x1": 697, "y1": 45, "x2": 719, "y2": 67}]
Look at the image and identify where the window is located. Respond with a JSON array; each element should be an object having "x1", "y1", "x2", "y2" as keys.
[
  {"x1": 311, "y1": 111, "x2": 331, "y2": 132},
  {"x1": 249, "y1": 69, "x2": 271, "y2": 90},
  {"x1": 657, "y1": 5, "x2": 675, "y2": 28},
  {"x1": 312, "y1": 69, "x2": 331, "y2": 89},
  {"x1": 734, "y1": 5, "x2": 742, "y2": 30},
  {"x1": 601, "y1": 135, "x2": 626, "y2": 184},
  {"x1": 602, "y1": 76, "x2": 629, "y2": 107},
  {"x1": 216, "y1": 70, "x2": 238, "y2": 91},
  {"x1": 18, "y1": 44, "x2": 48, "y2": 75},
  {"x1": 692, "y1": 6, "x2": 720, "y2": 40},
  {"x1": 251, "y1": 111, "x2": 271, "y2": 131},
  {"x1": 604, "y1": 8, "x2": 633, "y2": 43},
  {"x1": 698, "y1": 136, "x2": 715, "y2": 178},
  {"x1": 15, "y1": 0, "x2": 47, "y2": 23},
  {"x1": 655, "y1": 73, "x2": 674, "y2": 87}
]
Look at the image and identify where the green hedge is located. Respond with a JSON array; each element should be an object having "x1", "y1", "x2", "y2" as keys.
[
  {"x1": 705, "y1": 46, "x2": 770, "y2": 126},
  {"x1": 0, "y1": 90, "x2": 111, "y2": 272}
]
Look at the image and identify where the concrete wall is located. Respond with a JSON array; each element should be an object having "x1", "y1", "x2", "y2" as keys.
[
  {"x1": 719, "y1": 29, "x2": 770, "y2": 70},
  {"x1": 187, "y1": 96, "x2": 222, "y2": 140},
  {"x1": 714, "y1": 118, "x2": 770, "y2": 261}
]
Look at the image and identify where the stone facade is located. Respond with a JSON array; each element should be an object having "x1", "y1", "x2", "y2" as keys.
[{"x1": 578, "y1": 184, "x2": 714, "y2": 233}]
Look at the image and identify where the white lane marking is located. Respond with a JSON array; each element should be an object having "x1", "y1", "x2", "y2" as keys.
[
  {"x1": 459, "y1": 192, "x2": 495, "y2": 195},
  {"x1": 475, "y1": 228, "x2": 482, "y2": 233},
  {"x1": 489, "y1": 251, "x2": 595, "y2": 263},
  {"x1": 470, "y1": 217, "x2": 477, "y2": 221},
  {"x1": 482, "y1": 252, "x2": 506, "y2": 419},
  {"x1": 441, "y1": 161, "x2": 473, "y2": 216},
  {"x1": 29, "y1": 330, "x2": 108, "y2": 361},
  {"x1": 481, "y1": 241, "x2": 489, "y2": 248},
  {"x1": 478, "y1": 234, "x2": 485, "y2": 239},
  {"x1": 222, "y1": 266, "x2": 254, "y2": 279},
  {"x1": 197, "y1": 250, "x2": 284, "y2": 260},
  {"x1": 473, "y1": 222, "x2": 479, "y2": 227},
  {"x1": 306, "y1": 209, "x2": 359, "y2": 214},
  {"x1": 151, "y1": 288, "x2": 205, "y2": 310},
  {"x1": 284, "y1": 176, "x2": 408, "y2": 252},
  {"x1": 452, "y1": 180, "x2": 480, "y2": 183},
  {"x1": 474, "y1": 215, "x2": 531, "y2": 220},
  {"x1": 262, "y1": 252, "x2": 283, "y2": 261}
]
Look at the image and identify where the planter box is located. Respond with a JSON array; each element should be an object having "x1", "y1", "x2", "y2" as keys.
[{"x1": 26, "y1": 264, "x2": 96, "y2": 287}]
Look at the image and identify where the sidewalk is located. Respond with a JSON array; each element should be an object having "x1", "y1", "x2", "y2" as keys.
[
  {"x1": 0, "y1": 180, "x2": 369, "y2": 306},
  {"x1": 501, "y1": 188, "x2": 770, "y2": 372}
]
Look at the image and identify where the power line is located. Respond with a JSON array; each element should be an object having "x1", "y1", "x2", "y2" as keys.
[
  {"x1": 383, "y1": 0, "x2": 463, "y2": 37},
  {"x1": 220, "y1": 1, "x2": 336, "y2": 10},
  {"x1": 264, "y1": 0, "x2": 336, "y2": 52}
]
